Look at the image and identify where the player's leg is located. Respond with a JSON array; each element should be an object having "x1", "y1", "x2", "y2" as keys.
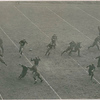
[
  {"x1": 20, "y1": 47, "x2": 24, "y2": 55},
  {"x1": 37, "y1": 72, "x2": 43, "y2": 82},
  {"x1": 68, "y1": 48, "x2": 76, "y2": 56},
  {"x1": 33, "y1": 72, "x2": 37, "y2": 84},
  {"x1": 54, "y1": 43, "x2": 56, "y2": 49},
  {"x1": 48, "y1": 52, "x2": 50, "y2": 56},
  {"x1": 88, "y1": 69, "x2": 91, "y2": 76},
  {"x1": 98, "y1": 26, "x2": 100, "y2": 35},
  {"x1": 96, "y1": 43, "x2": 99, "y2": 50},
  {"x1": 77, "y1": 49, "x2": 81, "y2": 57},
  {"x1": 53, "y1": 44, "x2": 56, "y2": 49},
  {"x1": 18, "y1": 73, "x2": 23, "y2": 80},
  {"x1": 52, "y1": 41, "x2": 56, "y2": 49},
  {"x1": 61, "y1": 50, "x2": 67, "y2": 56},
  {"x1": 91, "y1": 72, "x2": 94, "y2": 80},
  {"x1": 0, "y1": 45, "x2": 4, "y2": 56},
  {"x1": 45, "y1": 48, "x2": 49, "y2": 56},
  {"x1": 18, "y1": 72, "x2": 26, "y2": 80},
  {"x1": 0, "y1": 58, "x2": 7, "y2": 66},
  {"x1": 97, "y1": 60, "x2": 100, "y2": 67},
  {"x1": 19, "y1": 45, "x2": 21, "y2": 53},
  {"x1": 88, "y1": 42, "x2": 95, "y2": 49},
  {"x1": 68, "y1": 49, "x2": 72, "y2": 56},
  {"x1": 61, "y1": 47, "x2": 70, "y2": 56},
  {"x1": 45, "y1": 48, "x2": 51, "y2": 56}
]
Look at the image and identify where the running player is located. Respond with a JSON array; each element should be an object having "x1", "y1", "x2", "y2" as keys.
[
  {"x1": 45, "y1": 43, "x2": 54, "y2": 56},
  {"x1": 19, "y1": 39, "x2": 28, "y2": 57},
  {"x1": 88, "y1": 36, "x2": 100, "y2": 50},
  {"x1": 51, "y1": 34, "x2": 57, "y2": 49},
  {"x1": 86, "y1": 64, "x2": 95, "y2": 80}
]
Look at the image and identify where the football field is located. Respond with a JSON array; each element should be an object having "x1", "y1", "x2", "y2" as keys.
[{"x1": 0, "y1": 1, "x2": 100, "y2": 99}]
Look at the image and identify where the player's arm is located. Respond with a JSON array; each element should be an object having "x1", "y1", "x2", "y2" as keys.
[
  {"x1": 47, "y1": 44, "x2": 49, "y2": 47},
  {"x1": 86, "y1": 66, "x2": 89, "y2": 68},
  {"x1": 95, "y1": 56, "x2": 100, "y2": 59},
  {"x1": 19, "y1": 40, "x2": 22, "y2": 44},
  {"x1": 25, "y1": 41, "x2": 28, "y2": 44},
  {"x1": 19, "y1": 41, "x2": 21, "y2": 44},
  {"x1": 31, "y1": 58, "x2": 35, "y2": 61},
  {"x1": 19, "y1": 64, "x2": 24, "y2": 68},
  {"x1": 19, "y1": 64, "x2": 22, "y2": 66},
  {"x1": 27, "y1": 67, "x2": 31, "y2": 70},
  {"x1": 37, "y1": 56, "x2": 41, "y2": 61}
]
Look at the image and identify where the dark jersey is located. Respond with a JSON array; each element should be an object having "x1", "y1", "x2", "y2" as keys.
[
  {"x1": 31, "y1": 58, "x2": 40, "y2": 66},
  {"x1": 19, "y1": 40, "x2": 27, "y2": 46},
  {"x1": 51, "y1": 35, "x2": 57, "y2": 44},
  {"x1": 47, "y1": 43, "x2": 53, "y2": 49},
  {"x1": 69, "y1": 41, "x2": 76, "y2": 47},
  {"x1": 75, "y1": 43, "x2": 81, "y2": 50},
  {"x1": 30, "y1": 65, "x2": 37, "y2": 72},
  {"x1": 96, "y1": 56, "x2": 100, "y2": 61},
  {"x1": 94, "y1": 36, "x2": 100, "y2": 43},
  {"x1": 87, "y1": 65, "x2": 95, "y2": 71},
  {"x1": 52, "y1": 35, "x2": 57, "y2": 41},
  {"x1": 21, "y1": 65, "x2": 28, "y2": 74}
]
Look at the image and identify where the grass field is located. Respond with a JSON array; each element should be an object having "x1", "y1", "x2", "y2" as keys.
[{"x1": 0, "y1": 1, "x2": 100, "y2": 99}]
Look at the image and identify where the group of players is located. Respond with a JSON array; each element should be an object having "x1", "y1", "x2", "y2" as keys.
[{"x1": 1, "y1": 26, "x2": 100, "y2": 83}]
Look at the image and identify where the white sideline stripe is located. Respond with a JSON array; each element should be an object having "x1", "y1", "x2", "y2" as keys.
[
  {"x1": 14, "y1": 6, "x2": 49, "y2": 38},
  {"x1": 0, "y1": 94, "x2": 3, "y2": 100},
  {"x1": 46, "y1": 7, "x2": 93, "y2": 42},
  {"x1": 77, "y1": 6, "x2": 100, "y2": 23},
  {"x1": 13, "y1": 6, "x2": 100, "y2": 86},
  {"x1": 0, "y1": 27, "x2": 61, "y2": 100}
]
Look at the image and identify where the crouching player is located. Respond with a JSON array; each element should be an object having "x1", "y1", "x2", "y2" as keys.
[
  {"x1": 45, "y1": 43, "x2": 54, "y2": 56},
  {"x1": 61, "y1": 41, "x2": 76, "y2": 56},
  {"x1": 69, "y1": 42, "x2": 82, "y2": 57}
]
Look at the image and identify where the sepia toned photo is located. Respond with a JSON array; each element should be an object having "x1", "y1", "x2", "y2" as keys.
[{"x1": 0, "y1": 0, "x2": 100, "y2": 99}]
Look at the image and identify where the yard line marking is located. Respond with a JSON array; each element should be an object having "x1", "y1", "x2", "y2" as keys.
[
  {"x1": 46, "y1": 7, "x2": 93, "y2": 41},
  {"x1": 13, "y1": 6, "x2": 100, "y2": 85},
  {"x1": 14, "y1": 6, "x2": 49, "y2": 38},
  {"x1": 0, "y1": 26, "x2": 61, "y2": 100},
  {"x1": 77, "y1": 6, "x2": 100, "y2": 23},
  {"x1": 0, "y1": 94, "x2": 3, "y2": 100}
]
